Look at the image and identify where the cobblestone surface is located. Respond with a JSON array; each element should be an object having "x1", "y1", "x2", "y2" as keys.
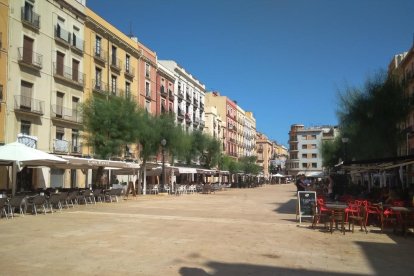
[{"x1": 1, "y1": 184, "x2": 413, "y2": 275}]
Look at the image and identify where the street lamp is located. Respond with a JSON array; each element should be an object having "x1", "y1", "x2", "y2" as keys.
[
  {"x1": 341, "y1": 137, "x2": 349, "y2": 162},
  {"x1": 160, "y1": 138, "x2": 167, "y2": 192}
]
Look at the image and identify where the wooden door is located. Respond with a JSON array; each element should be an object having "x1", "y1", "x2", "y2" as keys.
[
  {"x1": 56, "y1": 52, "x2": 64, "y2": 76},
  {"x1": 72, "y1": 59, "x2": 79, "y2": 82},
  {"x1": 23, "y1": 36, "x2": 33, "y2": 64}
]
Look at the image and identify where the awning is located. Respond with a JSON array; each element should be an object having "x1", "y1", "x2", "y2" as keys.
[
  {"x1": 178, "y1": 167, "x2": 197, "y2": 174},
  {"x1": 55, "y1": 156, "x2": 140, "y2": 170},
  {"x1": 340, "y1": 154, "x2": 414, "y2": 173}
]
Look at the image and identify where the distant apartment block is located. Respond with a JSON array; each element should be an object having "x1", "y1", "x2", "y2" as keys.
[{"x1": 287, "y1": 124, "x2": 338, "y2": 177}]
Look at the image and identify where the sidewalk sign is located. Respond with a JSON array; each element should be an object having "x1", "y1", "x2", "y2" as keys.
[{"x1": 297, "y1": 191, "x2": 317, "y2": 223}]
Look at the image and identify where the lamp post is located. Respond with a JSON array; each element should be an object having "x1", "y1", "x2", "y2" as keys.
[
  {"x1": 341, "y1": 137, "x2": 349, "y2": 162},
  {"x1": 160, "y1": 138, "x2": 167, "y2": 192}
]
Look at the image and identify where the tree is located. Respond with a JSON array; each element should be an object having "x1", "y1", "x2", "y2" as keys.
[
  {"x1": 334, "y1": 72, "x2": 409, "y2": 162},
  {"x1": 81, "y1": 96, "x2": 140, "y2": 187}
]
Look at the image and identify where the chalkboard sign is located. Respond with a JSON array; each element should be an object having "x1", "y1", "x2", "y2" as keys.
[{"x1": 297, "y1": 191, "x2": 317, "y2": 223}]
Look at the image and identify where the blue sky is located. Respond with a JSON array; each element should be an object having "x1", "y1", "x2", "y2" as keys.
[{"x1": 87, "y1": 0, "x2": 414, "y2": 146}]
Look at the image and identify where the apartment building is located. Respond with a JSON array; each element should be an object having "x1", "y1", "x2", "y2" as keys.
[
  {"x1": 158, "y1": 60, "x2": 205, "y2": 133},
  {"x1": 256, "y1": 132, "x2": 272, "y2": 178},
  {"x1": 245, "y1": 111, "x2": 256, "y2": 157},
  {"x1": 0, "y1": 0, "x2": 86, "y2": 190},
  {"x1": 0, "y1": 0, "x2": 8, "y2": 145},
  {"x1": 205, "y1": 91, "x2": 238, "y2": 158},
  {"x1": 203, "y1": 105, "x2": 223, "y2": 143},
  {"x1": 286, "y1": 124, "x2": 338, "y2": 177},
  {"x1": 270, "y1": 142, "x2": 288, "y2": 174},
  {"x1": 156, "y1": 62, "x2": 175, "y2": 116},
  {"x1": 236, "y1": 105, "x2": 245, "y2": 157}
]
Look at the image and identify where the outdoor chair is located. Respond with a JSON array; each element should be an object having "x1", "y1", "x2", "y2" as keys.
[
  {"x1": 329, "y1": 209, "x2": 346, "y2": 235},
  {"x1": 311, "y1": 202, "x2": 328, "y2": 229},
  {"x1": 27, "y1": 195, "x2": 47, "y2": 215},
  {"x1": 93, "y1": 189, "x2": 104, "y2": 203},
  {"x1": 48, "y1": 193, "x2": 62, "y2": 213},
  {"x1": 105, "y1": 188, "x2": 122, "y2": 202},
  {"x1": 150, "y1": 185, "x2": 159, "y2": 195},
  {"x1": 8, "y1": 195, "x2": 27, "y2": 218},
  {"x1": 348, "y1": 205, "x2": 368, "y2": 233},
  {"x1": 0, "y1": 197, "x2": 9, "y2": 219},
  {"x1": 59, "y1": 192, "x2": 70, "y2": 209},
  {"x1": 66, "y1": 190, "x2": 79, "y2": 207}
]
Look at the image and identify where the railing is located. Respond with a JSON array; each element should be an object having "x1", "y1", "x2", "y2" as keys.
[
  {"x1": 55, "y1": 25, "x2": 71, "y2": 44},
  {"x1": 168, "y1": 90, "x2": 174, "y2": 100},
  {"x1": 53, "y1": 63, "x2": 85, "y2": 86},
  {"x1": 186, "y1": 93, "x2": 192, "y2": 103},
  {"x1": 193, "y1": 97, "x2": 199, "y2": 106},
  {"x1": 200, "y1": 102, "x2": 204, "y2": 109},
  {"x1": 17, "y1": 133, "x2": 37, "y2": 148},
  {"x1": 124, "y1": 64, "x2": 135, "y2": 77},
  {"x1": 110, "y1": 57, "x2": 122, "y2": 71},
  {"x1": 72, "y1": 143, "x2": 82, "y2": 154},
  {"x1": 160, "y1": 85, "x2": 168, "y2": 96},
  {"x1": 18, "y1": 47, "x2": 42, "y2": 69},
  {"x1": 51, "y1": 105, "x2": 82, "y2": 123},
  {"x1": 71, "y1": 34, "x2": 84, "y2": 52},
  {"x1": 177, "y1": 91, "x2": 184, "y2": 100},
  {"x1": 177, "y1": 109, "x2": 185, "y2": 118},
  {"x1": 14, "y1": 95, "x2": 44, "y2": 115},
  {"x1": 21, "y1": 7, "x2": 40, "y2": 29},
  {"x1": 53, "y1": 139, "x2": 70, "y2": 153},
  {"x1": 92, "y1": 79, "x2": 108, "y2": 94},
  {"x1": 94, "y1": 47, "x2": 107, "y2": 62}
]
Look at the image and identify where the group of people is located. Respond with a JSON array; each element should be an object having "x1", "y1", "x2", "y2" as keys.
[{"x1": 295, "y1": 174, "x2": 334, "y2": 200}]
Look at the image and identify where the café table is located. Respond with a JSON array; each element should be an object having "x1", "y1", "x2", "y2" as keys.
[
  {"x1": 325, "y1": 203, "x2": 348, "y2": 234},
  {"x1": 389, "y1": 206, "x2": 414, "y2": 236}
]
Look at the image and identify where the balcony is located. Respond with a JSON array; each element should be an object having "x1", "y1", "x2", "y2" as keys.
[
  {"x1": 200, "y1": 102, "x2": 204, "y2": 110},
  {"x1": 177, "y1": 108, "x2": 185, "y2": 120},
  {"x1": 18, "y1": 47, "x2": 42, "y2": 70},
  {"x1": 14, "y1": 95, "x2": 44, "y2": 115},
  {"x1": 21, "y1": 7, "x2": 40, "y2": 30},
  {"x1": 193, "y1": 117, "x2": 200, "y2": 126},
  {"x1": 53, "y1": 139, "x2": 70, "y2": 153},
  {"x1": 92, "y1": 79, "x2": 108, "y2": 95},
  {"x1": 53, "y1": 63, "x2": 85, "y2": 88},
  {"x1": 110, "y1": 57, "x2": 122, "y2": 72},
  {"x1": 144, "y1": 90, "x2": 152, "y2": 100},
  {"x1": 160, "y1": 85, "x2": 167, "y2": 97},
  {"x1": 185, "y1": 113, "x2": 192, "y2": 124},
  {"x1": 177, "y1": 91, "x2": 184, "y2": 100},
  {"x1": 94, "y1": 48, "x2": 107, "y2": 64},
  {"x1": 71, "y1": 34, "x2": 84, "y2": 54},
  {"x1": 17, "y1": 133, "x2": 37, "y2": 148},
  {"x1": 54, "y1": 25, "x2": 71, "y2": 47},
  {"x1": 186, "y1": 93, "x2": 192, "y2": 104},
  {"x1": 124, "y1": 64, "x2": 135, "y2": 79},
  {"x1": 51, "y1": 105, "x2": 82, "y2": 124},
  {"x1": 168, "y1": 90, "x2": 174, "y2": 101},
  {"x1": 257, "y1": 146, "x2": 263, "y2": 153},
  {"x1": 72, "y1": 143, "x2": 82, "y2": 155},
  {"x1": 193, "y1": 97, "x2": 199, "y2": 107}
]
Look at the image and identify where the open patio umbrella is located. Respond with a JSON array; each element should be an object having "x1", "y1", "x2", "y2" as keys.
[{"x1": 0, "y1": 142, "x2": 68, "y2": 194}]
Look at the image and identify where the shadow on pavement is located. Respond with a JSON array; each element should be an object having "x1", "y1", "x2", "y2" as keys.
[
  {"x1": 179, "y1": 262, "x2": 362, "y2": 276},
  {"x1": 273, "y1": 198, "x2": 297, "y2": 214}
]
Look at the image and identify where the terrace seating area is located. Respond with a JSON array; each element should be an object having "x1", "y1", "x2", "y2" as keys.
[{"x1": 0, "y1": 187, "x2": 125, "y2": 219}]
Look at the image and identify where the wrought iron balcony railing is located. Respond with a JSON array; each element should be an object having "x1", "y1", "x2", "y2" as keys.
[
  {"x1": 21, "y1": 7, "x2": 40, "y2": 29},
  {"x1": 55, "y1": 25, "x2": 71, "y2": 44},
  {"x1": 18, "y1": 47, "x2": 42, "y2": 69},
  {"x1": 53, "y1": 63, "x2": 85, "y2": 87},
  {"x1": 14, "y1": 95, "x2": 44, "y2": 115},
  {"x1": 92, "y1": 79, "x2": 108, "y2": 95},
  {"x1": 51, "y1": 104, "x2": 82, "y2": 123},
  {"x1": 94, "y1": 47, "x2": 107, "y2": 63}
]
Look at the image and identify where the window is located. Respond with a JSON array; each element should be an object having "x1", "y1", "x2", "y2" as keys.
[
  {"x1": 145, "y1": 63, "x2": 150, "y2": 78},
  {"x1": 56, "y1": 92, "x2": 64, "y2": 118},
  {"x1": 56, "y1": 51, "x2": 65, "y2": 76},
  {"x1": 312, "y1": 153, "x2": 317, "y2": 158},
  {"x1": 72, "y1": 59, "x2": 79, "y2": 82},
  {"x1": 111, "y1": 46, "x2": 117, "y2": 66},
  {"x1": 21, "y1": 120, "x2": 31, "y2": 135},
  {"x1": 145, "y1": 100, "x2": 151, "y2": 113},
  {"x1": 72, "y1": 129, "x2": 80, "y2": 152},
  {"x1": 111, "y1": 75, "x2": 117, "y2": 94},
  {"x1": 302, "y1": 144, "x2": 307, "y2": 149},
  {"x1": 23, "y1": 1, "x2": 34, "y2": 22},
  {"x1": 145, "y1": 81, "x2": 150, "y2": 97},
  {"x1": 161, "y1": 99, "x2": 166, "y2": 113},
  {"x1": 95, "y1": 67, "x2": 102, "y2": 88},
  {"x1": 56, "y1": 126, "x2": 64, "y2": 140},
  {"x1": 72, "y1": 97, "x2": 79, "y2": 120},
  {"x1": 310, "y1": 135, "x2": 317, "y2": 139},
  {"x1": 22, "y1": 35, "x2": 34, "y2": 64},
  {"x1": 311, "y1": 144, "x2": 317, "y2": 149},
  {"x1": 302, "y1": 163, "x2": 308, "y2": 168},
  {"x1": 302, "y1": 154, "x2": 307, "y2": 158},
  {"x1": 178, "y1": 81, "x2": 182, "y2": 93},
  {"x1": 125, "y1": 55, "x2": 130, "y2": 72},
  {"x1": 20, "y1": 81, "x2": 33, "y2": 110},
  {"x1": 72, "y1": 26, "x2": 81, "y2": 50},
  {"x1": 125, "y1": 82, "x2": 131, "y2": 98},
  {"x1": 312, "y1": 163, "x2": 317, "y2": 168},
  {"x1": 95, "y1": 36, "x2": 101, "y2": 56}
]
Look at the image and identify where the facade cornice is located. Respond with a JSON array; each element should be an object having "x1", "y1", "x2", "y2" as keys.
[{"x1": 54, "y1": 0, "x2": 86, "y2": 20}]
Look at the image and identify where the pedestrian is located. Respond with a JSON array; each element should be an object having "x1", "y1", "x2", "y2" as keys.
[{"x1": 296, "y1": 175, "x2": 306, "y2": 192}]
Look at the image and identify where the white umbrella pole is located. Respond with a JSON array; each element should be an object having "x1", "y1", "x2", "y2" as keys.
[{"x1": 12, "y1": 162, "x2": 17, "y2": 196}]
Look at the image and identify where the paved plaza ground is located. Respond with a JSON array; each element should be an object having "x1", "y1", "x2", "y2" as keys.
[{"x1": 1, "y1": 184, "x2": 414, "y2": 275}]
